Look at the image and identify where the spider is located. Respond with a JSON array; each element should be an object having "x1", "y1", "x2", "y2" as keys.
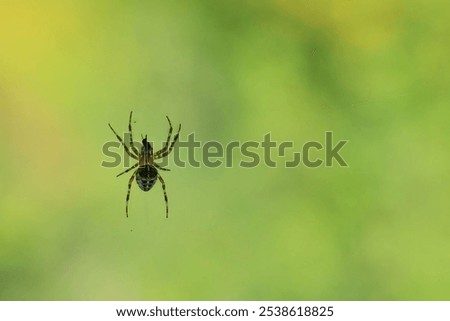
[{"x1": 108, "y1": 111, "x2": 181, "y2": 218}]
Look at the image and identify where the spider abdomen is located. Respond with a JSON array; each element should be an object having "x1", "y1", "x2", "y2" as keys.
[{"x1": 136, "y1": 165, "x2": 158, "y2": 191}]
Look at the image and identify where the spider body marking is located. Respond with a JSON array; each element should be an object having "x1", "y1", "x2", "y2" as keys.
[
  {"x1": 108, "y1": 111, "x2": 181, "y2": 218},
  {"x1": 136, "y1": 165, "x2": 158, "y2": 192}
]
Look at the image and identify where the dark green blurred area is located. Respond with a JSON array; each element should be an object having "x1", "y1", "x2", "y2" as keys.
[{"x1": 0, "y1": 0, "x2": 449, "y2": 300}]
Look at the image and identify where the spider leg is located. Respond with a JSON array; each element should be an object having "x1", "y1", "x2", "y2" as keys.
[
  {"x1": 157, "y1": 174, "x2": 169, "y2": 218},
  {"x1": 125, "y1": 171, "x2": 137, "y2": 218},
  {"x1": 153, "y1": 163, "x2": 170, "y2": 171},
  {"x1": 162, "y1": 116, "x2": 174, "y2": 151},
  {"x1": 108, "y1": 123, "x2": 138, "y2": 160},
  {"x1": 128, "y1": 111, "x2": 140, "y2": 155},
  {"x1": 155, "y1": 123, "x2": 181, "y2": 159},
  {"x1": 116, "y1": 163, "x2": 139, "y2": 177},
  {"x1": 154, "y1": 116, "x2": 173, "y2": 158}
]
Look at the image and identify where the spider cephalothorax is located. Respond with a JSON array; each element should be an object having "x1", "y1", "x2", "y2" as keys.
[{"x1": 108, "y1": 111, "x2": 181, "y2": 218}]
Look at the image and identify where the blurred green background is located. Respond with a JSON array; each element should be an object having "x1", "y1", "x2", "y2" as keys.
[{"x1": 1, "y1": 0, "x2": 449, "y2": 300}]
